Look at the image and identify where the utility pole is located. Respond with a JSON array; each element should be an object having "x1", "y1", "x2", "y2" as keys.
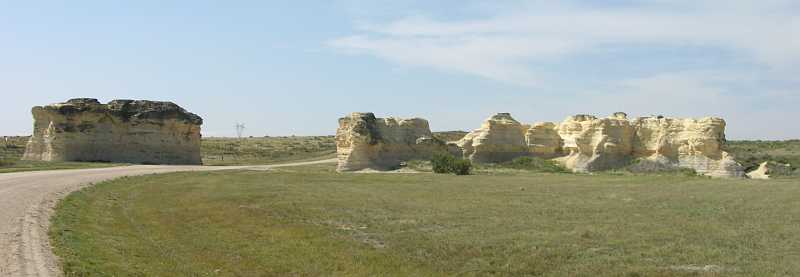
[{"x1": 235, "y1": 123, "x2": 246, "y2": 139}]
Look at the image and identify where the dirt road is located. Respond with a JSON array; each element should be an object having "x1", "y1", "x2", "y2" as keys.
[{"x1": 0, "y1": 159, "x2": 337, "y2": 277}]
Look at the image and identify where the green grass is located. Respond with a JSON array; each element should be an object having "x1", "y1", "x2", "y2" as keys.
[
  {"x1": 724, "y1": 140, "x2": 800, "y2": 174},
  {"x1": 51, "y1": 164, "x2": 800, "y2": 276},
  {"x1": 0, "y1": 160, "x2": 127, "y2": 173},
  {"x1": 432, "y1": 131, "x2": 469, "y2": 142},
  {"x1": 201, "y1": 136, "x2": 337, "y2": 165},
  {"x1": 493, "y1": 156, "x2": 568, "y2": 173},
  {"x1": 1, "y1": 136, "x2": 28, "y2": 160},
  {"x1": 1, "y1": 136, "x2": 124, "y2": 173}
]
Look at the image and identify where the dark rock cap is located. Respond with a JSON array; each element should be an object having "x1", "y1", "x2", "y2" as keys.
[{"x1": 42, "y1": 98, "x2": 203, "y2": 125}]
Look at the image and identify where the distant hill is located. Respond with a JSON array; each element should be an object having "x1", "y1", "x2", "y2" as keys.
[
  {"x1": 432, "y1": 131, "x2": 468, "y2": 142},
  {"x1": 724, "y1": 140, "x2": 800, "y2": 172}
]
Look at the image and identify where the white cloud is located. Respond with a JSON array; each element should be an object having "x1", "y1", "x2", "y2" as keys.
[
  {"x1": 330, "y1": 1, "x2": 799, "y2": 86},
  {"x1": 604, "y1": 71, "x2": 799, "y2": 139}
]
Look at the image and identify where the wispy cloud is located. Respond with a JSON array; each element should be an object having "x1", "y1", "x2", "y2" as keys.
[{"x1": 330, "y1": 1, "x2": 799, "y2": 87}]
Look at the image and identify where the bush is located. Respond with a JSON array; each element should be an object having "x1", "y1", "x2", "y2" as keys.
[
  {"x1": 450, "y1": 159, "x2": 472, "y2": 175},
  {"x1": 431, "y1": 153, "x2": 472, "y2": 175},
  {"x1": 431, "y1": 154, "x2": 454, "y2": 173},
  {"x1": 504, "y1": 157, "x2": 566, "y2": 173}
]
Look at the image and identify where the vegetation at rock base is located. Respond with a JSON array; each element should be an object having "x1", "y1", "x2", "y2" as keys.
[
  {"x1": 620, "y1": 159, "x2": 699, "y2": 177},
  {"x1": 431, "y1": 153, "x2": 472, "y2": 175},
  {"x1": 501, "y1": 156, "x2": 567, "y2": 173},
  {"x1": 51, "y1": 164, "x2": 800, "y2": 276}
]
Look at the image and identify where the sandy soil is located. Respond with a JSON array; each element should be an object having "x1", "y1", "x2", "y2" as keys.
[{"x1": 0, "y1": 159, "x2": 337, "y2": 277}]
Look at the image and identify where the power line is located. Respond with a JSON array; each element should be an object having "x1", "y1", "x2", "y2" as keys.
[{"x1": 235, "y1": 123, "x2": 246, "y2": 139}]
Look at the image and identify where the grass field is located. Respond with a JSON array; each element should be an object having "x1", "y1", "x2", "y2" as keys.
[
  {"x1": 724, "y1": 140, "x2": 800, "y2": 173},
  {"x1": 0, "y1": 161, "x2": 127, "y2": 174},
  {"x1": 51, "y1": 164, "x2": 800, "y2": 276},
  {"x1": 1, "y1": 136, "x2": 124, "y2": 173},
  {"x1": 201, "y1": 136, "x2": 337, "y2": 166},
  {"x1": 0, "y1": 136, "x2": 28, "y2": 160}
]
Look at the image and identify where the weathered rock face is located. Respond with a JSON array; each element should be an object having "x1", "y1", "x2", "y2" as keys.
[
  {"x1": 746, "y1": 161, "x2": 793, "y2": 179},
  {"x1": 525, "y1": 122, "x2": 562, "y2": 158},
  {"x1": 456, "y1": 113, "x2": 529, "y2": 163},
  {"x1": 631, "y1": 116, "x2": 743, "y2": 178},
  {"x1": 23, "y1": 98, "x2": 203, "y2": 165},
  {"x1": 550, "y1": 113, "x2": 743, "y2": 177},
  {"x1": 336, "y1": 112, "x2": 444, "y2": 171},
  {"x1": 334, "y1": 111, "x2": 744, "y2": 178},
  {"x1": 555, "y1": 114, "x2": 635, "y2": 172}
]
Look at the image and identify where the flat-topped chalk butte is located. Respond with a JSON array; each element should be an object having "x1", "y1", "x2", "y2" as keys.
[
  {"x1": 23, "y1": 98, "x2": 203, "y2": 165},
  {"x1": 336, "y1": 112, "x2": 745, "y2": 178}
]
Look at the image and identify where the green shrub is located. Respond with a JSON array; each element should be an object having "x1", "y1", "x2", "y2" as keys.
[
  {"x1": 431, "y1": 154, "x2": 454, "y2": 173},
  {"x1": 431, "y1": 153, "x2": 471, "y2": 175},
  {"x1": 450, "y1": 159, "x2": 472, "y2": 175},
  {"x1": 503, "y1": 157, "x2": 566, "y2": 173}
]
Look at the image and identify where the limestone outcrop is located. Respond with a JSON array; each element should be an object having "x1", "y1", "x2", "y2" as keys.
[
  {"x1": 631, "y1": 116, "x2": 743, "y2": 178},
  {"x1": 336, "y1": 112, "x2": 444, "y2": 171},
  {"x1": 746, "y1": 161, "x2": 793, "y2": 179},
  {"x1": 525, "y1": 122, "x2": 562, "y2": 158},
  {"x1": 555, "y1": 113, "x2": 635, "y2": 172},
  {"x1": 335, "y1": 111, "x2": 745, "y2": 178},
  {"x1": 552, "y1": 113, "x2": 743, "y2": 177},
  {"x1": 23, "y1": 98, "x2": 203, "y2": 165},
  {"x1": 456, "y1": 113, "x2": 529, "y2": 163}
]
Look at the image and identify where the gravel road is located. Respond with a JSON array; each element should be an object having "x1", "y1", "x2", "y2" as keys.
[{"x1": 0, "y1": 159, "x2": 337, "y2": 277}]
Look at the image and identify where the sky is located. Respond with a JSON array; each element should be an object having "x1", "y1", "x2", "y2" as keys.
[{"x1": 1, "y1": 0, "x2": 798, "y2": 139}]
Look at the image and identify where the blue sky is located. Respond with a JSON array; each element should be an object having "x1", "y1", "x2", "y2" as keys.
[{"x1": 1, "y1": 0, "x2": 798, "y2": 139}]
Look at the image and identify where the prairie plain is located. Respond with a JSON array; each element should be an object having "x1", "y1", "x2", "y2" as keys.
[{"x1": 51, "y1": 163, "x2": 799, "y2": 276}]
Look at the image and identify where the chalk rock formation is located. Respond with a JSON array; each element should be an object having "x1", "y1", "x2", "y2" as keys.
[
  {"x1": 23, "y1": 98, "x2": 202, "y2": 165},
  {"x1": 333, "y1": 111, "x2": 743, "y2": 178},
  {"x1": 746, "y1": 161, "x2": 793, "y2": 179},
  {"x1": 456, "y1": 113, "x2": 529, "y2": 163},
  {"x1": 336, "y1": 112, "x2": 444, "y2": 171},
  {"x1": 631, "y1": 116, "x2": 743, "y2": 178},
  {"x1": 525, "y1": 122, "x2": 562, "y2": 158},
  {"x1": 554, "y1": 113, "x2": 635, "y2": 172}
]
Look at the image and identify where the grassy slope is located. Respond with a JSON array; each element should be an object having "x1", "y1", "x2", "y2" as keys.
[
  {"x1": 433, "y1": 131, "x2": 469, "y2": 142},
  {"x1": 724, "y1": 140, "x2": 800, "y2": 172},
  {"x1": 200, "y1": 136, "x2": 337, "y2": 165},
  {"x1": 52, "y1": 164, "x2": 800, "y2": 276},
  {"x1": 0, "y1": 136, "x2": 28, "y2": 160}
]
